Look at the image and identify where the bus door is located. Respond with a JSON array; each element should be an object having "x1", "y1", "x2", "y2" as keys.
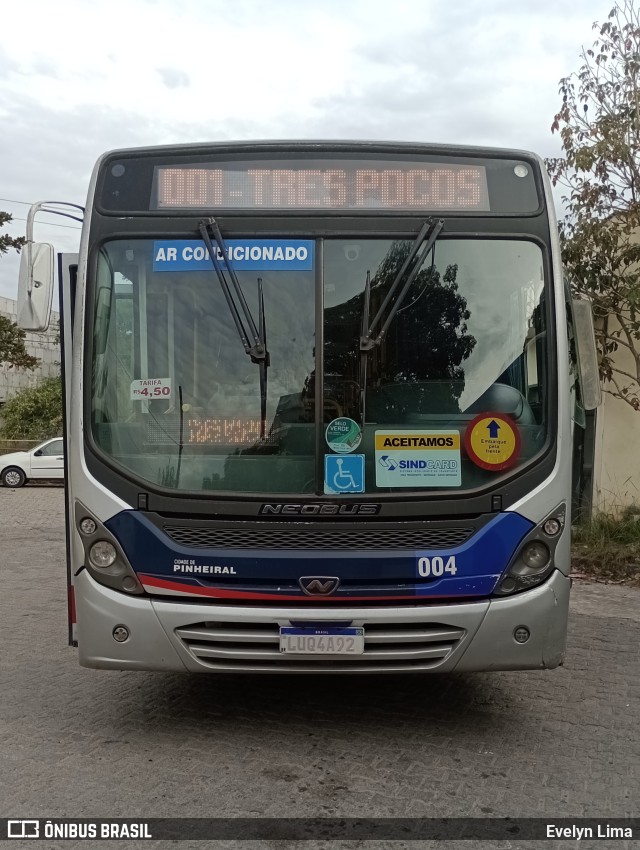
[{"x1": 59, "y1": 253, "x2": 78, "y2": 645}]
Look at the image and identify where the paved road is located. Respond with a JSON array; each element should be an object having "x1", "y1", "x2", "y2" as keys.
[{"x1": 1, "y1": 486, "x2": 638, "y2": 849}]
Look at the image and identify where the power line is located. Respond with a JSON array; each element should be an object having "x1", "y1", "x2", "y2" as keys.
[
  {"x1": 0, "y1": 196, "x2": 80, "y2": 208},
  {"x1": 0, "y1": 198, "x2": 83, "y2": 229},
  {"x1": 6, "y1": 215, "x2": 81, "y2": 231}
]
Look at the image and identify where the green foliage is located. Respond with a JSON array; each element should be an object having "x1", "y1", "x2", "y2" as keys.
[
  {"x1": 0, "y1": 209, "x2": 37, "y2": 370},
  {"x1": 0, "y1": 211, "x2": 25, "y2": 256},
  {"x1": 572, "y1": 509, "x2": 640, "y2": 584},
  {"x1": 0, "y1": 376, "x2": 63, "y2": 440},
  {"x1": 574, "y1": 508, "x2": 640, "y2": 544},
  {"x1": 547, "y1": 1, "x2": 640, "y2": 411},
  {"x1": 0, "y1": 315, "x2": 39, "y2": 370}
]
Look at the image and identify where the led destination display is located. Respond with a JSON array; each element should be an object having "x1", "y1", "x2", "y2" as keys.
[{"x1": 153, "y1": 161, "x2": 490, "y2": 211}]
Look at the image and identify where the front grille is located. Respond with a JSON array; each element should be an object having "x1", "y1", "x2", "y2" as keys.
[
  {"x1": 163, "y1": 523, "x2": 474, "y2": 551},
  {"x1": 175, "y1": 619, "x2": 466, "y2": 672}
]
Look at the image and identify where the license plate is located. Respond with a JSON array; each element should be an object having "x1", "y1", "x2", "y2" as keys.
[{"x1": 279, "y1": 627, "x2": 365, "y2": 655}]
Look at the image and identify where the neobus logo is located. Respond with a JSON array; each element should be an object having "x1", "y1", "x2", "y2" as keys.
[{"x1": 259, "y1": 503, "x2": 381, "y2": 516}]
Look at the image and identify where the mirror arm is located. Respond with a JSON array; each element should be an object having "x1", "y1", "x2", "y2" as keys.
[{"x1": 24, "y1": 202, "x2": 85, "y2": 295}]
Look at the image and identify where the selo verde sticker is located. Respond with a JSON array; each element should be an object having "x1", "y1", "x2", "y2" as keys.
[{"x1": 325, "y1": 417, "x2": 362, "y2": 454}]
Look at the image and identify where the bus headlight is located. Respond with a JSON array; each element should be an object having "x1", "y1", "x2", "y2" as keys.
[
  {"x1": 494, "y1": 504, "x2": 565, "y2": 596},
  {"x1": 520, "y1": 541, "x2": 550, "y2": 570},
  {"x1": 74, "y1": 501, "x2": 144, "y2": 595},
  {"x1": 89, "y1": 541, "x2": 117, "y2": 568}
]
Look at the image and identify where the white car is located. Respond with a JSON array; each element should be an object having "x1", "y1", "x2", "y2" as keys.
[{"x1": 0, "y1": 437, "x2": 64, "y2": 487}]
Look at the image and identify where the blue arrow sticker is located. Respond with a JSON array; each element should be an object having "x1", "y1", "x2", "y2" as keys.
[{"x1": 487, "y1": 420, "x2": 501, "y2": 438}]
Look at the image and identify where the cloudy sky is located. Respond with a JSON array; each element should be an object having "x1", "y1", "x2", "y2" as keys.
[{"x1": 0, "y1": 0, "x2": 609, "y2": 299}]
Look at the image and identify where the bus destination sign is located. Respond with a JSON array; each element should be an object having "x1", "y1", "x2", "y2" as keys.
[{"x1": 153, "y1": 160, "x2": 490, "y2": 212}]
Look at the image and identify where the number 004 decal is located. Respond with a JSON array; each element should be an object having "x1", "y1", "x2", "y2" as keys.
[{"x1": 418, "y1": 556, "x2": 458, "y2": 578}]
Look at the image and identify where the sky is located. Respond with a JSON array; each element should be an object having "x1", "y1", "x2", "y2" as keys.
[{"x1": 0, "y1": 0, "x2": 611, "y2": 299}]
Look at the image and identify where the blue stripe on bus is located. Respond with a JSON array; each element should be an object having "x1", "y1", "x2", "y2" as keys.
[{"x1": 105, "y1": 510, "x2": 533, "y2": 599}]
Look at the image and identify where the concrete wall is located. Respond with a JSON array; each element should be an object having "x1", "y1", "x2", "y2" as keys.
[
  {"x1": 592, "y1": 317, "x2": 640, "y2": 513},
  {"x1": 0, "y1": 296, "x2": 60, "y2": 404}
]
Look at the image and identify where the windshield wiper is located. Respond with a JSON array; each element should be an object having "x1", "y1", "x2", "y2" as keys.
[
  {"x1": 359, "y1": 218, "x2": 444, "y2": 422},
  {"x1": 360, "y1": 218, "x2": 445, "y2": 352},
  {"x1": 198, "y1": 218, "x2": 270, "y2": 439}
]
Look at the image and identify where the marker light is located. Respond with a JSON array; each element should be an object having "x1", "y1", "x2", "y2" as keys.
[
  {"x1": 521, "y1": 541, "x2": 550, "y2": 570},
  {"x1": 89, "y1": 541, "x2": 117, "y2": 568},
  {"x1": 112, "y1": 626, "x2": 130, "y2": 642},
  {"x1": 543, "y1": 517, "x2": 562, "y2": 537},
  {"x1": 79, "y1": 517, "x2": 97, "y2": 535}
]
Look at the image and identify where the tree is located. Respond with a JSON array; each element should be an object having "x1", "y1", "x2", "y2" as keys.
[
  {"x1": 0, "y1": 210, "x2": 25, "y2": 257},
  {"x1": 0, "y1": 210, "x2": 38, "y2": 370},
  {"x1": 0, "y1": 315, "x2": 39, "y2": 370},
  {"x1": 323, "y1": 241, "x2": 476, "y2": 415},
  {"x1": 547, "y1": 1, "x2": 640, "y2": 411},
  {"x1": 0, "y1": 376, "x2": 63, "y2": 440}
]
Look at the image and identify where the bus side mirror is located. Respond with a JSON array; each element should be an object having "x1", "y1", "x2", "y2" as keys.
[
  {"x1": 572, "y1": 298, "x2": 602, "y2": 410},
  {"x1": 17, "y1": 242, "x2": 54, "y2": 331}
]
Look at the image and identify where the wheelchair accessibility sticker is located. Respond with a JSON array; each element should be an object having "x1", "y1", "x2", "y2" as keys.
[{"x1": 324, "y1": 454, "x2": 365, "y2": 494}]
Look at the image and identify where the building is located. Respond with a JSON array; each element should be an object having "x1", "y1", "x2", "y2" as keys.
[
  {"x1": 591, "y1": 317, "x2": 640, "y2": 514},
  {"x1": 0, "y1": 296, "x2": 60, "y2": 404}
]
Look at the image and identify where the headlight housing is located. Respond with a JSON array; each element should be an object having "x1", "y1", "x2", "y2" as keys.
[
  {"x1": 494, "y1": 504, "x2": 565, "y2": 596},
  {"x1": 75, "y1": 502, "x2": 144, "y2": 595}
]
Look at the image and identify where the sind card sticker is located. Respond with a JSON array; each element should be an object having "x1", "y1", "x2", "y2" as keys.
[{"x1": 375, "y1": 430, "x2": 461, "y2": 487}]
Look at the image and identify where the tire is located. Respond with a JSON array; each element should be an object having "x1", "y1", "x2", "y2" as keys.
[{"x1": 1, "y1": 467, "x2": 26, "y2": 488}]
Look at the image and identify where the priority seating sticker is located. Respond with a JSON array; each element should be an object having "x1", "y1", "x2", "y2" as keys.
[{"x1": 464, "y1": 413, "x2": 520, "y2": 472}]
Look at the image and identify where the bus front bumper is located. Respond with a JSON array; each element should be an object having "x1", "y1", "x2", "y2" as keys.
[{"x1": 74, "y1": 569, "x2": 570, "y2": 673}]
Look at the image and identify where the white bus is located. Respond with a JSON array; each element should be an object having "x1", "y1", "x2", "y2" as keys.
[{"x1": 18, "y1": 141, "x2": 600, "y2": 672}]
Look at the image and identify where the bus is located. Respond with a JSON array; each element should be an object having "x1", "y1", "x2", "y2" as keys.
[{"x1": 17, "y1": 141, "x2": 601, "y2": 673}]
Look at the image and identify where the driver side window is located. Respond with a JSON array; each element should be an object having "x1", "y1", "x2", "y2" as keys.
[{"x1": 40, "y1": 440, "x2": 63, "y2": 456}]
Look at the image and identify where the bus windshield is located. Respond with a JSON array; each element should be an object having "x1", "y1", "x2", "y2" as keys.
[{"x1": 91, "y1": 236, "x2": 548, "y2": 495}]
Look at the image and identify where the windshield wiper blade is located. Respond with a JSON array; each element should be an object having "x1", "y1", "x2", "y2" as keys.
[
  {"x1": 199, "y1": 218, "x2": 268, "y2": 364},
  {"x1": 358, "y1": 218, "x2": 444, "y2": 423},
  {"x1": 360, "y1": 218, "x2": 445, "y2": 352},
  {"x1": 359, "y1": 269, "x2": 371, "y2": 424},
  {"x1": 199, "y1": 218, "x2": 270, "y2": 439},
  {"x1": 257, "y1": 277, "x2": 268, "y2": 439}
]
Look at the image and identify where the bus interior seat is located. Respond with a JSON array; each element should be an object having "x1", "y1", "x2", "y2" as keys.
[
  {"x1": 465, "y1": 382, "x2": 535, "y2": 425},
  {"x1": 365, "y1": 380, "x2": 535, "y2": 425}
]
